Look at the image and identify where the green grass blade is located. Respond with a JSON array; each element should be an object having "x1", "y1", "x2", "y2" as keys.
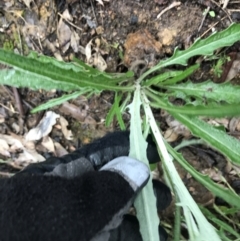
[
  {"x1": 200, "y1": 206, "x2": 240, "y2": 239},
  {"x1": 31, "y1": 90, "x2": 91, "y2": 113},
  {"x1": 140, "y1": 23, "x2": 240, "y2": 81},
  {"x1": 128, "y1": 86, "x2": 159, "y2": 241},
  {"x1": 170, "y1": 113, "x2": 240, "y2": 165},
  {"x1": 167, "y1": 144, "x2": 240, "y2": 208},
  {"x1": 105, "y1": 93, "x2": 126, "y2": 130}
]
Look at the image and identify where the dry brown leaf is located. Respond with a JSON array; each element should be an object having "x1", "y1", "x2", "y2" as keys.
[
  {"x1": 90, "y1": 52, "x2": 107, "y2": 71},
  {"x1": 164, "y1": 128, "x2": 179, "y2": 142},
  {"x1": 15, "y1": 149, "x2": 45, "y2": 163},
  {"x1": 54, "y1": 142, "x2": 68, "y2": 157},
  {"x1": 26, "y1": 111, "x2": 60, "y2": 141},
  {"x1": 22, "y1": 0, "x2": 33, "y2": 8},
  {"x1": 0, "y1": 139, "x2": 10, "y2": 157},
  {"x1": 59, "y1": 116, "x2": 73, "y2": 140},
  {"x1": 41, "y1": 136, "x2": 55, "y2": 153},
  {"x1": 85, "y1": 39, "x2": 93, "y2": 63},
  {"x1": 0, "y1": 134, "x2": 24, "y2": 151},
  {"x1": 96, "y1": 0, "x2": 104, "y2": 6},
  {"x1": 165, "y1": 114, "x2": 191, "y2": 138},
  {"x1": 71, "y1": 30, "x2": 80, "y2": 53},
  {"x1": 57, "y1": 9, "x2": 72, "y2": 53}
]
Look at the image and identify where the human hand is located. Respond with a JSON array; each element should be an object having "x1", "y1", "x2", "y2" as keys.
[{"x1": 0, "y1": 131, "x2": 171, "y2": 241}]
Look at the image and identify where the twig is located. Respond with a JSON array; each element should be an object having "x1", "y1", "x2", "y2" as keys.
[
  {"x1": 200, "y1": 15, "x2": 228, "y2": 38},
  {"x1": 209, "y1": 0, "x2": 232, "y2": 22},
  {"x1": 90, "y1": 0, "x2": 98, "y2": 26},
  {"x1": 198, "y1": 6, "x2": 210, "y2": 32},
  {"x1": 222, "y1": 0, "x2": 230, "y2": 9},
  {"x1": 157, "y1": 1, "x2": 181, "y2": 19},
  {"x1": 12, "y1": 87, "x2": 24, "y2": 116},
  {"x1": 57, "y1": 12, "x2": 83, "y2": 31}
]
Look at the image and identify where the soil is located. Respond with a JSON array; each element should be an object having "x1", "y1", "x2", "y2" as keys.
[{"x1": 0, "y1": 0, "x2": 240, "y2": 239}]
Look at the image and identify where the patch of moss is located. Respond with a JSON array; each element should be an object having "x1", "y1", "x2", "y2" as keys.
[{"x1": 3, "y1": 40, "x2": 14, "y2": 51}]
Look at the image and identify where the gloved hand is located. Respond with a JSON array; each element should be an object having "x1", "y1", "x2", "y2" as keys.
[{"x1": 0, "y1": 131, "x2": 172, "y2": 241}]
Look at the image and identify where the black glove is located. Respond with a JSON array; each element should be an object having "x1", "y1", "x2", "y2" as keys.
[{"x1": 0, "y1": 131, "x2": 172, "y2": 241}]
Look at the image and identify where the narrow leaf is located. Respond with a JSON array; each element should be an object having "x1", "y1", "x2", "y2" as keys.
[
  {"x1": 161, "y1": 64, "x2": 199, "y2": 86},
  {"x1": 140, "y1": 23, "x2": 240, "y2": 81},
  {"x1": 141, "y1": 92, "x2": 221, "y2": 241},
  {"x1": 105, "y1": 93, "x2": 126, "y2": 130},
  {"x1": 168, "y1": 144, "x2": 240, "y2": 208},
  {"x1": 143, "y1": 70, "x2": 184, "y2": 86},
  {"x1": 128, "y1": 85, "x2": 159, "y2": 241},
  {"x1": 31, "y1": 90, "x2": 90, "y2": 113},
  {"x1": 170, "y1": 113, "x2": 240, "y2": 165},
  {"x1": 200, "y1": 206, "x2": 240, "y2": 238},
  {"x1": 165, "y1": 80, "x2": 240, "y2": 104},
  {"x1": 147, "y1": 89, "x2": 240, "y2": 117}
]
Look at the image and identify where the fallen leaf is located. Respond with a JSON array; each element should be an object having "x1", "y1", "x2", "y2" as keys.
[
  {"x1": 57, "y1": 9, "x2": 73, "y2": 53},
  {"x1": 0, "y1": 139, "x2": 10, "y2": 157},
  {"x1": 26, "y1": 111, "x2": 60, "y2": 141},
  {"x1": 59, "y1": 116, "x2": 73, "y2": 140},
  {"x1": 85, "y1": 39, "x2": 93, "y2": 63},
  {"x1": 71, "y1": 30, "x2": 80, "y2": 53},
  {"x1": 96, "y1": 0, "x2": 104, "y2": 6},
  {"x1": 41, "y1": 136, "x2": 55, "y2": 153},
  {"x1": 91, "y1": 52, "x2": 107, "y2": 71},
  {"x1": 22, "y1": 0, "x2": 33, "y2": 8},
  {"x1": 16, "y1": 149, "x2": 45, "y2": 163},
  {"x1": 54, "y1": 142, "x2": 68, "y2": 157}
]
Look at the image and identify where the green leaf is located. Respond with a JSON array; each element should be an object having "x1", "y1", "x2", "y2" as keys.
[
  {"x1": 165, "y1": 80, "x2": 240, "y2": 104},
  {"x1": 146, "y1": 89, "x2": 240, "y2": 117},
  {"x1": 170, "y1": 113, "x2": 240, "y2": 165},
  {"x1": 128, "y1": 85, "x2": 159, "y2": 241},
  {"x1": 142, "y1": 92, "x2": 221, "y2": 241},
  {"x1": 105, "y1": 93, "x2": 126, "y2": 130},
  {"x1": 168, "y1": 144, "x2": 240, "y2": 208},
  {"x1": 161, "y1": 64, "x2": 199, "y2": 86},
  {"x1": 200, "y1": 206, "x2": 240, "y2": 239},
  {"x1": 31, "y1": 90, "x2": 91, "y2": 113},
  {"x1": 0, "y1": 49, "x2": 134, "y2": 92},
  {"x1": 139, "y1": 23, "x2": 240, "y2": 81},
  {"x1": 143, "y1": 70, "x2": 184, "y2": 86}
]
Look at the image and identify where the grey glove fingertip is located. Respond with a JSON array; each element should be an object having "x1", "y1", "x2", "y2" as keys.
[
  {"x1": 100, "y1": 156, "x2": 150, "y2": 192},
  {"x1": 45, "y1": 157, "x2": 94, "y2": 178}
]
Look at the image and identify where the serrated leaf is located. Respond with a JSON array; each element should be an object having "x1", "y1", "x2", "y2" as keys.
[
  {"x1": 170, "y1": 113, "x2": 240, "y2": 165},
  {"x1": 0, "y1": 49, "x2": 134, "y2": 92},
  {"x1": 0, "y1": 69, "x2": 78, "y2": 91},
  {"x1": 147, "y1": 89, "x2": 240, "y2": 117},
  {"x1": 168, "y1": 144, "x2": 240, "y2": 208},
  {"x1": 165, "y1": 80, "x2": 240, "y2": 104},
  {"x1": 31, "y1": 90, "x2": 90, "y2": 113},
  {"x1": 128, "y1": 86, "x2": 159, "y2": 241},
  {"x1": 160, "y1": 23, "x2": 240, "y2": 68},
  {"x1": 140, "y1": 23, "x2": 240, "y2": 81}
]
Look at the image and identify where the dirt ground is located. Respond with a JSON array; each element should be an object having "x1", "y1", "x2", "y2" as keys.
[{"x1": 1, "y1": 0, "x2": 240, "y2": 239}]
